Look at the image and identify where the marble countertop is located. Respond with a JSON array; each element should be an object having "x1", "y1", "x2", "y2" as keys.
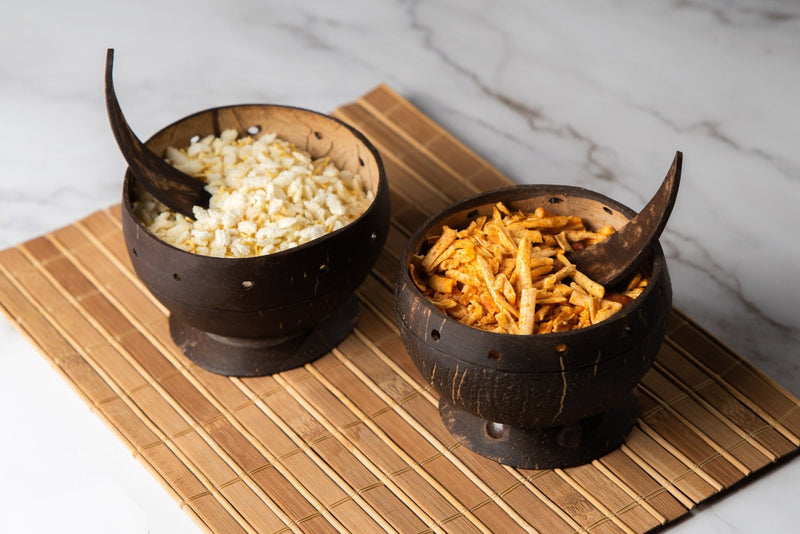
[{"x1": 1, "y1": 1, "x2": 798, "y2": 532}]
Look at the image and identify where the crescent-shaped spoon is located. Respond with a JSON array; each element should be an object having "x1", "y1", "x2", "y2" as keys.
[
  {"x1": 566, "y1": 151, "x2": 682, "y2": 288},
  {"x1": 104, "y1": 48, "x2": 210, "y2": 218}
]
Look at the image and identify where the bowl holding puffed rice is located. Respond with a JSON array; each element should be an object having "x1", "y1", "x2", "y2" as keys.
[
  {"x1": 121, "y1": 104, "x2": 390, "y2": 377},
  {"x1": 394, "y1": 184, "x2": 672, "y2": 469}
]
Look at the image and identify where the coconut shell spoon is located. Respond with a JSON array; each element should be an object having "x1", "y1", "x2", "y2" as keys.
[
  {"x1": 566, "y1": 151, "x2": 682, "y2": 288},
  {"x1": 104, "y1": 48, "x2": 210, "y2": 218}
]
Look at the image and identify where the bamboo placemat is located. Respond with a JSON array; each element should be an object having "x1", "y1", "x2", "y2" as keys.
[{"x1": 1, "y1": 84, "x2": 799, "y2": 534}]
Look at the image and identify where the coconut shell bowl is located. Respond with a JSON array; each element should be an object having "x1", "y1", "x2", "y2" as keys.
[
  {"x1": 121, "y1": 105, "x2": 390, "y2": 376},
  {"x1": 394, "y1": 185, "x2": 672, "y2": 469}
]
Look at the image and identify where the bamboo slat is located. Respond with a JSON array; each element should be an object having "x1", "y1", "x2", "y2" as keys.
[{"x1": 0, "y1": 84, "x2": 798, "y2": 533}]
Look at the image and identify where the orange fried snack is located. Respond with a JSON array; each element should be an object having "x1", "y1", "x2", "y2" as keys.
[{"x1": 410, "y1": 203, "x2": 648, "y2": 334}]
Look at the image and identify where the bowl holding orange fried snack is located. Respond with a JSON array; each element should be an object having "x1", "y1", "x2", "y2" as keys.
[{"x1": 394, "y1": 185, "x2": 671, "y2": 469}]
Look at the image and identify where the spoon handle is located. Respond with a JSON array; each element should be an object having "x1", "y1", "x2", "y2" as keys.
[
  {"x1": 567, "y1": 151, "x2": 682, "y2": 288},
  {"x1": 105, "y1": 49, "x2": 210, "y2": 218}
]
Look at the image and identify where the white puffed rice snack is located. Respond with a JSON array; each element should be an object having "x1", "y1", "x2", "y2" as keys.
[{"x1": 133, "y1": 129, "x2": 375, "y2": 258}]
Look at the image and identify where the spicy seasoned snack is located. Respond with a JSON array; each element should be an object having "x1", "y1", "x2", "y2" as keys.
[
  {"x1": 410, "y1": 202, "x2": 648, "y2": 334},
  {"x1": 133, "y1": 129, "x2": 374, "y2": 257}
]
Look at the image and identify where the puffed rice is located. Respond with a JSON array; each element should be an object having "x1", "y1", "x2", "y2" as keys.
[{"x1": 133, "y1": 129, "x2": 375, "y2": 258}]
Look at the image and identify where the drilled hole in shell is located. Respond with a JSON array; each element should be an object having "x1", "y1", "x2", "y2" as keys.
[
  {"x1": 189, "y1": 135, "x2": 200, "y2": 144},
  {"x1": 319, "y1": 264, "x2": 329, "y2": 274},
  {"x1": 555, "y1": 344, "x2": 568, "y2": 354},
  {"x1": 548, "y1": 196, "x2": 563, "y2": 204},
  {"x1": 623, "y1": 325, "x2": 633, "y2": 336},
  {"x1": 358, "y1": 157, "x2": 365, "y2": 166},
  {"x1": 241, "y1": 280, "x2": 254, "y2": 291},
  {"x1": 603, "y1": 206, "x2": 614, "y2": 215},
  {"x1": 247, "y1": 125, "x2": 261, "y2": 136},
  {"x1": 431, "y1": 329, "x2": 441, "y2": 341},
  {"x1": 370, "y1": 232, "x2": 378, "y2": 242},
  {"x1": 314, "y1": 131, "x2": 323, "y2": 139},
  {"x1": 488, "y1": 349, "x2": 501, "y2": 361},
  {"x1": 132, "y1": 248, "x2": 138, "y2": 257},
  {"x1": 173, "y1": 273, "x2": 181, "y2": 282},
  {"x1": 485, "y1": 422, "x2": 506, "y2": 440},
  {"x1": 466, "y1": 209, "x2": 479, "y2": 219}
]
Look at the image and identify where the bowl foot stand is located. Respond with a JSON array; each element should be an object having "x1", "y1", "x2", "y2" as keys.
[
  {"x1": 439, "y1": 392, "x2": 640, "y2": 469},
  {"x1": 169, "y1": 295, "x2": 359, "y2": 377}
]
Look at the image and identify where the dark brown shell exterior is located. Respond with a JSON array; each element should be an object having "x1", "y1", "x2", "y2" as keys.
[
  {"x1": 394, "y1": 185, "x2": 671, "y2": 428},
  {"x1": 122, "y1": 104, "x2": 390, "y2": 340}
]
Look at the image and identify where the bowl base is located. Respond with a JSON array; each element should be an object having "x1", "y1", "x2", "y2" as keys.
[
  {"x1": 439, "y1": 392, "x2": 639, "y2": 469},
  {"x1": 169, "y1": 295, "x2": 359, "y2": 377}
]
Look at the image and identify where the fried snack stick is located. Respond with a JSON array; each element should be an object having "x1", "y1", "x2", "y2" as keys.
[{"x1": 411, "y1": 203, "x2": 647, "y2": 334}]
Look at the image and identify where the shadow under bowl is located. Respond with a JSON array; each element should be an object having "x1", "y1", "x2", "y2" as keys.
[
  {"x1": 394, "y1": 185, "x2": 671, "y2": 468},
  {"x1": 121, "y1": 104, "x2": 390, "y2": 376}
]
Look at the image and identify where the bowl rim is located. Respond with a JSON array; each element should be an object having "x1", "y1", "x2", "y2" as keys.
[
  {"x1": 122, "y1": 103, "x2": 388, "y2": 262},
  {"x1": 396, "y1": 183, "x2": 668, "y2": 343}
]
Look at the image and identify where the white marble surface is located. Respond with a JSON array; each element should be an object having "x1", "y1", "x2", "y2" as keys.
[{"x1": 1, "y1": 0, "x2": 799, "y2": 532}]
